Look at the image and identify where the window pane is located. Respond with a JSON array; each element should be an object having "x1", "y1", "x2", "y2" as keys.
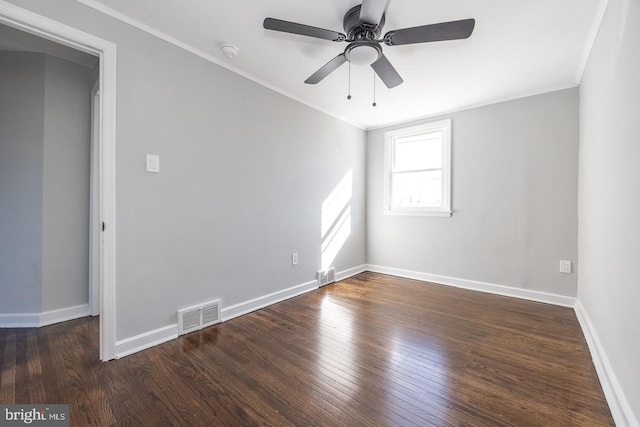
[
  {"x1": 392, "y1": 170, "x2": 442, "y2": 207},
  {"x1": 394, "y1": 133, "x2": 442, "y2": 171}
]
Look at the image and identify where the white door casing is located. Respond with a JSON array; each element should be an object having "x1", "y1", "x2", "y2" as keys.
[{"x1": 89, "y1": 83, "x2": 101, "y2": 317}]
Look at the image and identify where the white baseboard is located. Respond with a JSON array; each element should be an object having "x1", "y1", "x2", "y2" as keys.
[
  {"x1": 366, "y1": 264, "x2": 576, "y2": 307},
  {"x1": 106, "y1": 265, "x2": 372, "y2": 358},
  {"x1": 0, "y1": 304, "x2": 90, "y2": 328},
  {"x1": 113, "y1": 278, "x2": 320, "y2": 359},
  {"x1": 115, "y1": 324, "x2": 179, "y2": 359},
  {"x1": 0, "y1": 312, "x2": 40, "y2": 328},
  {"x1": 574, "y1": 300, "x2": 638, "y2": 427},
  {"x1": 335, "y1": 264, "x2": 367, "y2": 282},
  {"x1": 221, "y1": 265, "x2": 368, "y2": 322},
  {"x1": 364, "y1": 265, "x2": 635, "y2": 425},
  {"x1": 40, "y1": 304, "x2": 90, "y2": 327},
  {"x1": 221, "y1": 279, "x2": 318, "y2": 322}
]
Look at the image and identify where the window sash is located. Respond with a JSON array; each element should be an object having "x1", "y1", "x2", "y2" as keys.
[
  {"x1": 392, "y1": 133, "x2": 443, "y2": 172},
  {"x1": 391, "y1": 170, "x2": 443, "y2": 208},
  {"x1": 383, "y1": 119, "x2": 452, "y2": 217}
]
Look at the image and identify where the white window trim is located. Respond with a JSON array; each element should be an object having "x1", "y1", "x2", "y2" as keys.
[{"x1": 383, "y1": 119, "x2": 452, "y2": 217}]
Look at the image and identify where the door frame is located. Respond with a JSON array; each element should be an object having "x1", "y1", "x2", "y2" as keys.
[
  {"x1": 0, "y1": 1, "x2": 117, "y2": 360},
  {"x1": 89, "y1": 82, "x2": 100, "y2": 317}
]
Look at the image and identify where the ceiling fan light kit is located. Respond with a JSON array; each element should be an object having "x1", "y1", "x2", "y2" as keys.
[
  {"x1": 263, "y1": 0, "x2": 475, "y2": 90},
  {"x1": 345, "y1": 41, "x2": 381, "y2": 66}
]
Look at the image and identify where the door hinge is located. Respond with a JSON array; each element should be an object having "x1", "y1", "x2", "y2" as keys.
[{"x1": 102, "y1": 222, "x2": 105, "y2": 231}]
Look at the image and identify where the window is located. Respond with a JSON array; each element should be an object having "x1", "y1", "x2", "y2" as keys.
[{"x1": 384, "y1": 119, "x2": 452, "y2": 217}]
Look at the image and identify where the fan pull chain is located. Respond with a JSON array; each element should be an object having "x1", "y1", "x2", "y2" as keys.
[
  {"x1": 372, "y1": 71, "x2": 377, "y2": 107},
  {"x1": 347, "y1": 61, "x2": 352, "y2": 100}
]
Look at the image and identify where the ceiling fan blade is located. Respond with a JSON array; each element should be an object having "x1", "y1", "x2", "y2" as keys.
[
  {"x1": 305, "y1": 54, "x2": 347, "y2": 84},
  {"x1": 384, "y1": 18, "x2": 475, "y2": 46},
  {"x1": 359, "y1": 0, "x2": 388, "y2": 26},
  {"x1": 371, "y1": 54, "x2": 403, "y2": 88},
  {"x1": 264, "y1": 18, "x2": 346, "y2": 42}
]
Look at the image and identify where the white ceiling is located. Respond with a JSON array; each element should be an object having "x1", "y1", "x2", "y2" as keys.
[{"x1": 85, "y1": 0, "x2": 600, "y2": 129}]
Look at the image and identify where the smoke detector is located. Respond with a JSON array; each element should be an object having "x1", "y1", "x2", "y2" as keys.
[{"x1": 221, "y1": 44, "x2": 238, "y2": 59}]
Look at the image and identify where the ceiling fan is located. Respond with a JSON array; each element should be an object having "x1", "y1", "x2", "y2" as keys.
[{"x1": 263, "y1": 0, "x2": 475, "y2": 89}]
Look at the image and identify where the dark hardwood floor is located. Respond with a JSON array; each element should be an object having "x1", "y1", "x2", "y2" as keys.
[{"x1": 0, "y1": 272, "x2": 614, "y2": 426}]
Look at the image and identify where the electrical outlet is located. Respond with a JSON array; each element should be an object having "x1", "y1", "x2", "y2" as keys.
[
  {"x1": 291, "y1": 253, "x2": 298, "y2": 266},
  {"x1": 559, "y1": 260, "x2": 572, "y2": 274}
]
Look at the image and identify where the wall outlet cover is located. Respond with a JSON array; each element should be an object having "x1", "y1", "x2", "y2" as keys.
[
  {"x1": 146, "y1": 154, "x2": 160, "y2": 173},
  {"x1": 559, "y1": 260, "x2": 572, "y2": 274}
]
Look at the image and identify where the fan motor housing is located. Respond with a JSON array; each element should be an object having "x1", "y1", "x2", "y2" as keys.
[{"x1": 343, "y1": 5, "x2": 385, "y2": 40}]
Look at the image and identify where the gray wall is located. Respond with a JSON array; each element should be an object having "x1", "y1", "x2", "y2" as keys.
[
  {"x1": 0, "y1": 51, "x2": 94, "y2": 315},
  {"x1": 579, "y1": 0, "x2": 640, "y2": 420},
  {"x1": 5, "y1": 0, "x2": 637, "y2": 419},
  {"x1": 367, "y1": 89, "x2": 579, "y2": 297},
  {"x1": 0, "y1": 52, "x2": 45, "y2": 313},
  {"x1": 5, "y1": 0, "x2": 367, "y2": 340},
  {"x1": 41, "y1": 55, "x2": 94, "y2": 311}
]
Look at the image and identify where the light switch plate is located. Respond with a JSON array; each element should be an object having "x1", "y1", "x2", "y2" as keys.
[{"x1": 146, "y1": 154, "x2": 160, "y2": 173}]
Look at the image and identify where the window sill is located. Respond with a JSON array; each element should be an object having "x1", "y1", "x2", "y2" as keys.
[{"x1": 384, "y1": 209, "x2": 452, "y2": 218}]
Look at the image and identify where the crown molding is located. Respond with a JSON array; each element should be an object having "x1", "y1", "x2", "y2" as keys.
[
  {"x1": 575, "y1": 0, "x2": 610, "y2": 84},
  {"x1": 73, "y1": 0, "x2": 364, "y2": 130}
]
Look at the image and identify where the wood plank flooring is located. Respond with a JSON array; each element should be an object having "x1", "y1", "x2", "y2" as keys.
[{"x1": 0, "y1": 272, "x2": 614, "y2": 426}]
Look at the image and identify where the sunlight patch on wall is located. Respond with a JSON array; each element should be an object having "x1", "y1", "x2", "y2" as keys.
[{"x1": 321, "y1": 170, "x2": 353, "y2": 271}]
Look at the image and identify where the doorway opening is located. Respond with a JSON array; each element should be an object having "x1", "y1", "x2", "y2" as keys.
[{"x1": 0, "y1": 2, "x2": 117, "y2": 360}]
